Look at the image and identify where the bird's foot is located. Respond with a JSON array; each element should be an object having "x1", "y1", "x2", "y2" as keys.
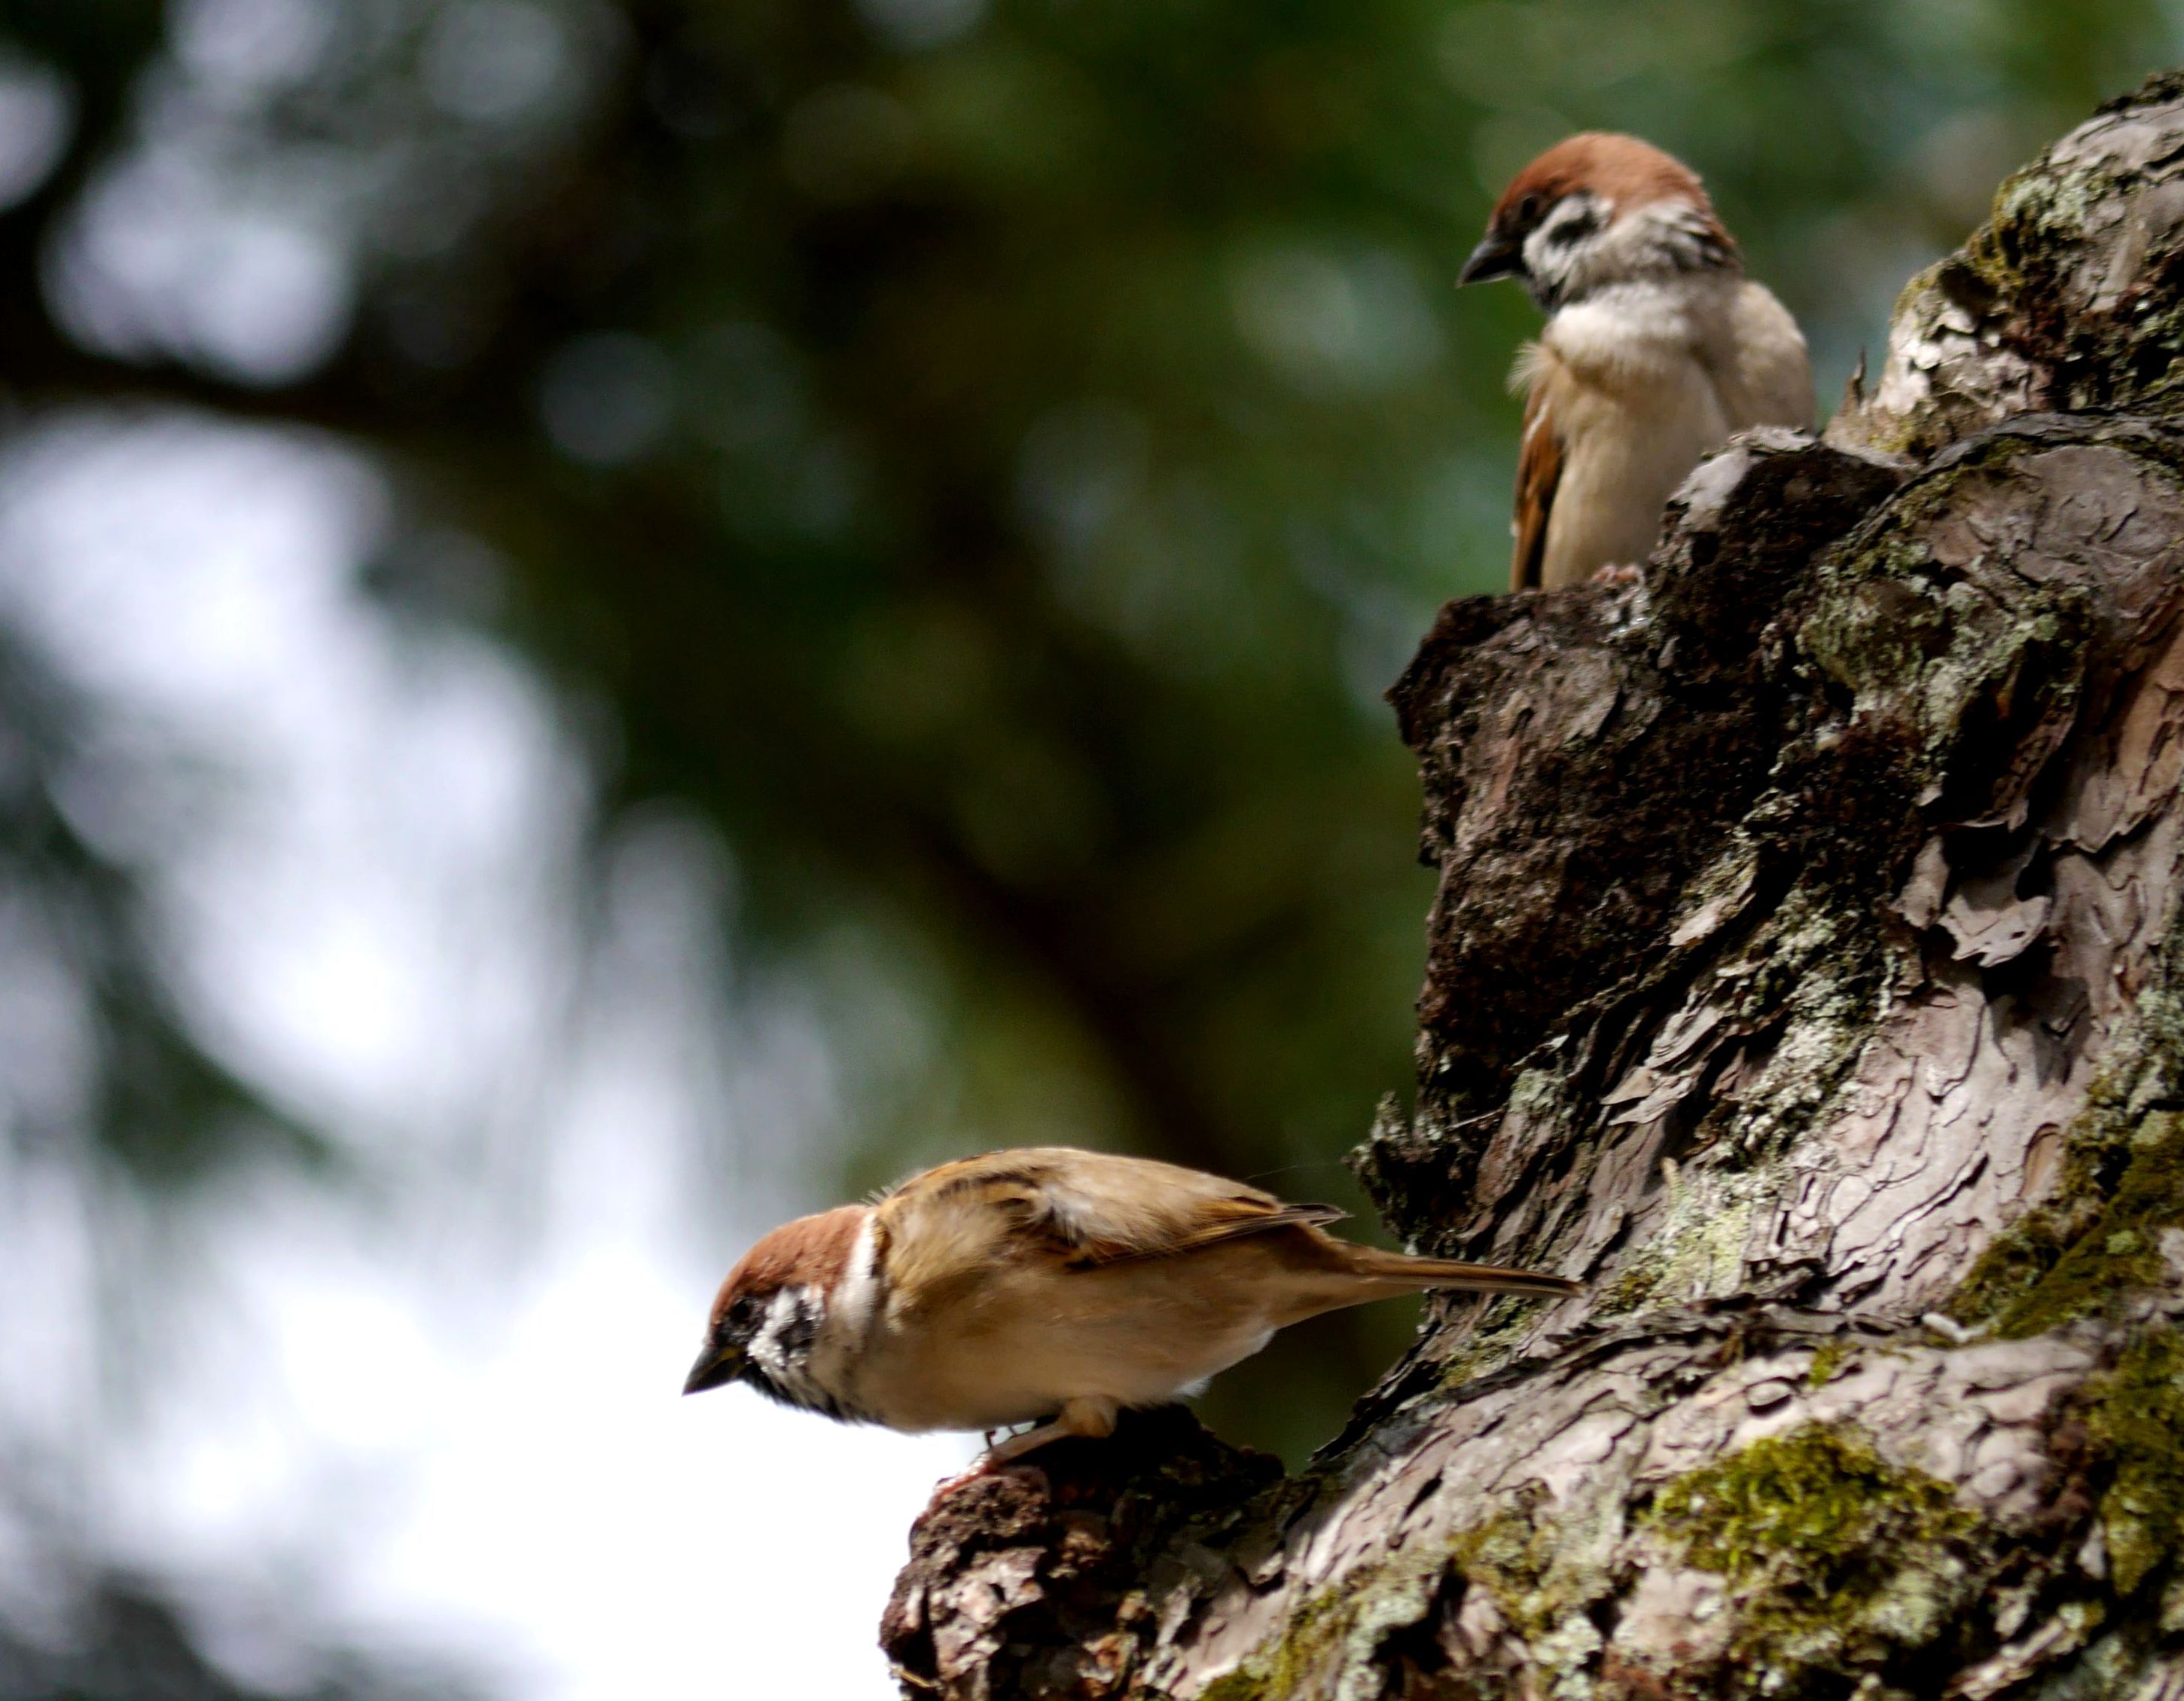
[
  {"x1": 929, "y1": 1399, "x2": 1118, "y2": 1504},
  {"x1": 929, "y1": 1450, "x2": 1049, "y2": 1505},
  {"x1": 1590, "y1": 560, "x2": 1644, "y2": 585}
]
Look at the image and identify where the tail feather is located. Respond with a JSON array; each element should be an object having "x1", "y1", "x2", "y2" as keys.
[{"x1": 1344, "y1": 1245, "x2": 1582, "y2": 1299}]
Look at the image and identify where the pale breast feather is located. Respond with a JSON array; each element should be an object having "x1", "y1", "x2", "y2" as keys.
[{"x1": 1722, "y1": 278, "x2": 1814, "y2": 429}]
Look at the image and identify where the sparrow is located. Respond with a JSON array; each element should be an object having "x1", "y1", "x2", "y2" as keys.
[
  {"x1": 1459, "y1": 133, "x2": 1813, "y2": 591},
  {"x1": 682, "y1": 1147, "x2": 1580, "y2": 1464}
]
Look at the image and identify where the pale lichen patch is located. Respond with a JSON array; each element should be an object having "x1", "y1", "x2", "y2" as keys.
[{"x1": 1596, "y1": 1160, "x2": 1772, "y2": 1315}]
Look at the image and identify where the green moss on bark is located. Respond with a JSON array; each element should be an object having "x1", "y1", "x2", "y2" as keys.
[
  {"x1": 1197, "y1": 1505, "x2": 1612, "y2": 1701},
  {"x1": 1646, "y1": 1425, "x2": 1987, "y2": 1692},
  {"x1": 1194, "y1": 1584, "x2": 1349, "y2": 1701},
  {"x1": 1192, "y1": 1551, "x2": 1457, "y2": 1701},
  {"x1": 1806, "y1": 1339, "x2": 1853, "y2": 1389},
  {"x1": 2082, "y1": 1328, "x2": 2184, "y2": 1599},
  {"x1": 1960, "y1": 1113, "x2": 2184, "y2": 1337},
  {"x1": 1447, "y1": 1506, "x2": 1560, "y2": 1642},
  {"x1": 1949, "y1": 988, "x2": 2184, "y2": 1336}
]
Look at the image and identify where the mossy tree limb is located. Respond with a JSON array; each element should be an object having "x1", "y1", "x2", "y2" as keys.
[{"x1": 885, "y1": 74, "x2": 2184, "y2": 1701}]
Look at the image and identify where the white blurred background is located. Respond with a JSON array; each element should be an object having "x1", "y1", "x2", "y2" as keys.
[{"x1": 0, "y1": 416, "x2": 968, "y2": 1700}]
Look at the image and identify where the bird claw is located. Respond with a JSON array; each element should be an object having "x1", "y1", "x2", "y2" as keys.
[
  {"x1": 929, "y1": 1454, "x2": 1050, "y2": 1504},
  {"x1": 1590, "y1": 560, "x2": 1643, "y2": 585}
]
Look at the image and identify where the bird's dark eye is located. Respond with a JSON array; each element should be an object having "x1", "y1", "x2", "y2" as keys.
[
  {"x1": 1516, "y1": 192, "x2": 1543, "y2": 225},
  {"x1": 731, "y1": 1294, "x2": 762, "y2": 1324}
]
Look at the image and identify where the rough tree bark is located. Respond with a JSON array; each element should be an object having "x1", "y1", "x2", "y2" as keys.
[{"x1": 881, "y1": 76, "x2": 2184, "y2": 1701}]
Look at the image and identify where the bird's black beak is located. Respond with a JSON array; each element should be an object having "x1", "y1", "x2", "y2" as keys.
[
  {"x1": 682, "y1": 1340, "x2": 743, "y2": 1396},
  {"x1": 1458, "y1": 233, "x2": 1522, "y2": 286}
]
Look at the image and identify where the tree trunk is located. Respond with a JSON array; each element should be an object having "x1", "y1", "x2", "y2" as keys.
[{"x1": 881, "y1": 75, "x2": 2184, "y2": 1701}]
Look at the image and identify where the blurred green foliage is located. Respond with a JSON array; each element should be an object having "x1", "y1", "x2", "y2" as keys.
[{"x1": 0, "y1": 0, "x2": 2177, "y2": 1539}]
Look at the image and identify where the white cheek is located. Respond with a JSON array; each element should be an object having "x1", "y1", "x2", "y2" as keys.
[{"x1": 1523, "y1": 194, "x2": 1608, "y2": 287}]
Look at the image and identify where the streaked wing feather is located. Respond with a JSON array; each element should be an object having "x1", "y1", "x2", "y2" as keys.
[
  {"x1": 1069, "y1": 1198, "x2": 1348, "y2": 1267},
  {"x1": 1511, "y1": 357, "x2": 1562, "y2": 592},
  {"x1": 878, "y1": 1147, "x2": 1347, "y2": 1281}
]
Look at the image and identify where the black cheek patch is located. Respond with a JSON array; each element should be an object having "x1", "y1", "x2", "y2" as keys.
[
  {"x1": 773, "y1": 1296, "x2": 819, "y2": 1359},
  {"x1": 1542, "y1": 206, "x2": 1602, "y2": 248}
]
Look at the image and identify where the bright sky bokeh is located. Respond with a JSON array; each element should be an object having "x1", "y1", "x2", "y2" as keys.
[{"x1": 0, "y1": 416, "x2": 970, "y2": 1700}]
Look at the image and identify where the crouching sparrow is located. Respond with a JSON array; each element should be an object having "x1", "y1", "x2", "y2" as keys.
[
  {"x1": 1460, "y1": 132, "x2": 1813, "y2": 590},
  {"x1": 682, "y1": 1147, "x2": 1579, "y2": 1465}
]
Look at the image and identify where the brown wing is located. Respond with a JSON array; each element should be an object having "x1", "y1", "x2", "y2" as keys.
[
  {"x1": 879, "y1": 1147, "x2": 1346, "y2": 1281},
  {"x1": 1068, "y1": 1192, "x2": 1347, "y2": 1268},
  {"x1": 1511, "y1": 374, "x2": 1563, "y2": 592}
]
